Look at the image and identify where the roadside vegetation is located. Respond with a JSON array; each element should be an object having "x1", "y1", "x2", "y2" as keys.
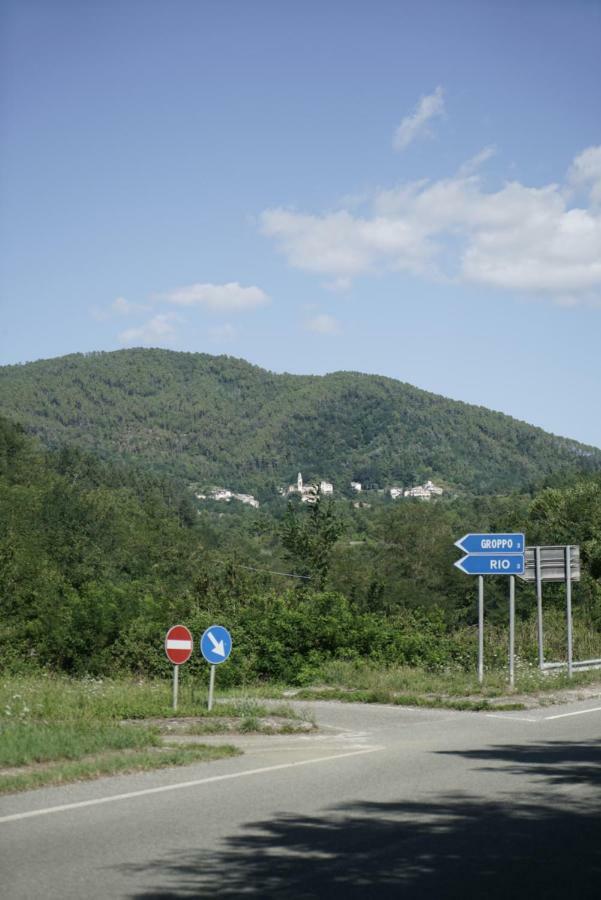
[
  {"x1": 2, "y1": 413, "x2": 601, "y2": 794},
  {"x1": 288, "y1": 659, "x2": 601, "y2": 710},
  {"x1": 0, "y1": 677, "x2": 307, "y2": 794}
]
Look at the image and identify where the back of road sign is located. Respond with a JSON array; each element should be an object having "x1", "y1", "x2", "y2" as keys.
[{"x1": 518, "y1": 545, "x2": 580, "y2": 583}]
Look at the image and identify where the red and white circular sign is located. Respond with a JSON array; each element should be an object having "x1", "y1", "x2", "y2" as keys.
[{"x1": 165, "y1": 625, "x2": 193, "y2": 665}]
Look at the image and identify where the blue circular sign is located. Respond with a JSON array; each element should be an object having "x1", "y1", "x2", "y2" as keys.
[{"x1": 200, "y1": 625, "x2": 232, "y2": 665}]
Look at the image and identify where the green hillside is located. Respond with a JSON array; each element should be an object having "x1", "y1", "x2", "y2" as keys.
[
  {"x1": 3, "y1": 411, "x2": 601, "y2": 680},
  {"x1": 0, "y1": 349, "x2": 599, "y2": 494}
]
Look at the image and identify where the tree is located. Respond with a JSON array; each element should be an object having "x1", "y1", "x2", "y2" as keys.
[{"x1": 280, "y1": 494, "x2": 344, "y2": 589}]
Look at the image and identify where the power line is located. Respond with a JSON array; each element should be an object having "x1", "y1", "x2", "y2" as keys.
[{"x1": 214, "y1": 560, "x2": 311, "y2": 580}]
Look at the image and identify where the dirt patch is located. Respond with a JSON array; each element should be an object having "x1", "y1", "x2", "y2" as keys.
[
  {"x1": 124, "y1": 716, "x2": 316, "y2": 736},
  {"x1": 486, "y1": 683, "x2": 601, "y2": 709},
  {"x1": 283, "y1": 680, "x2": 601, "y2": 711}
]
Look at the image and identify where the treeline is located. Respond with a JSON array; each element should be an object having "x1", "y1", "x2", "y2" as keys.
[
  {"x1": 1, "y1": 415, "x2": 600, "y2": 681},
  {"x1": 1, "y1": 348, "x2": 600, "y2": 496}
]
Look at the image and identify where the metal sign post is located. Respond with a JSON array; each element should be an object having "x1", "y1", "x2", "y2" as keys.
[
  {"x1": 165, "y1": 625, "x2": 194, "y2": 712},
  {"x1": 477, "y1": 576, "x2": 484, "y2": 684},
  {"x1": 535, "y1": 547, "x2": 544, "y2": 670},
  {"x1": 208, "y1": 665, "x2": 216, "y2": 712},
  {"x1": 454, "y1": 533, "x2": 525, "y2": 687},
  {"x1": 509, "y1": 576, "x2": 516, "y2": 688},
  {"x1": 173, "y1": 664, "x2": 179, "y2": 711},
  {"x1": 200, "y1": 625, "x2": 233, "y2": 712},
  {"x1": 519, "y1": 546, "x2": 582, "y2": 677},
  {"x1": 566, "y1": 545, "x2": 573, "y2": 678}
]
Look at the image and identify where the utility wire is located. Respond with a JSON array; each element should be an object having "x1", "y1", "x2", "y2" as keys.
[{"x1": 214, "y1": 559, "x2": 311, "y2": 580}]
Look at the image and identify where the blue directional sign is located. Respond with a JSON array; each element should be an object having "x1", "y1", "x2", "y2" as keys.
[
  {"x1": 455, "y1": 533, "x2": 525, "y2": 554},
  {"x1": 454, "y1": 554, "x2": 525, "y2": 575},
  {"x1": 200, "y1": 625, "x2": 232, "y2": 665}
]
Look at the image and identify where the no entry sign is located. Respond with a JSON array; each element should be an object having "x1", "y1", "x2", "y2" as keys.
[{"x1": 165, "y1": 625, "x2": 193, "y2": 665}]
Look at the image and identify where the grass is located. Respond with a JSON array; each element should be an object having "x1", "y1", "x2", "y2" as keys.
[
  {"x1": 0, "y1": 676, "x2": 316, "y2": 795},
  {"x1": 312, "y1": 657, "x2": 601, "y2": 695},
  {"x1": 0, "y1": 744, "x2": 241, "y2": 795},
  {"x1": 0, "y1": 721, "x2": 160, "y2": 768},
  {"x1": 1, "y1": 660, "x2": 599, "y2": 797},
  {"x1": 0, "y1": 675, "x2": 309, "y2": 724},
  {"x1": 0, "y1": 675, "x2": 255, "y2": 795},
  {"x1": 282, "y1": 658, "x2": 601, "y2": 709},
  {"x1": 288, "y1": 687, "x2": 524, "y2": 711}
]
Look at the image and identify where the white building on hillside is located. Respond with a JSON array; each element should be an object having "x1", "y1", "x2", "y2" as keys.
[
  {"x1": 403, "y1": 480, "x2": 444, "y2": 500},
  {"x1": 235, "y1": 493, "x2": 260, "y2": 508},
  {"x1": 196, "y1": 488, "x2": 260, "y2": 507},
  {"x1": 286, "y1": 472, "x2": 333, "y2": 502},
  {"x1": 213, "y1": 489, "x2": 233, "y2": 501}
]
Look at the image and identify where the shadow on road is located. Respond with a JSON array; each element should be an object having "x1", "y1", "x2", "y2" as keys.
[
  {"x1": 436, "y1": 737, "x2": 601, "y2": 787},
  {"x1": 124, "y1": 738, "x2": 601, "y2": 899}
]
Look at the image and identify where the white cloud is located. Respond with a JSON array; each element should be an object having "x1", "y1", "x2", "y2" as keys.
[
  {"x1": 118, "y1": 314, "x2": 179, "y2": 347},
  {"x1": 261, "y1": 146, "x2": 601, "y2": 305},
  {"x1": 393, "y1": 86, "x2": 445, "y2": 151},
  {"x1": 164, "y1": 281, "x2": 269, "y2": 312},
  {"x1": 262, "y1": 209, "x2": 375, "y2": 277},
  {"x1": 112, "y1": 296, "x2": 150, "y2": 316},
  {"x1": 568, "y1": 146, "x2": 601, "y2": 206},
  {"x1": 305, "y1": 314, "x2": 341, "y2": 335},
  {"x1": 90, "y1": 296, "x2": 150, "y2": 322},
  {"x1": 456, "y1": 145, "x2": 497, "y2": 178}
]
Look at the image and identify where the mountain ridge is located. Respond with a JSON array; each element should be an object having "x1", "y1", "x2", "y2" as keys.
[{"x1": 0, "y1": 348, "x2": 599, "y2": 495}]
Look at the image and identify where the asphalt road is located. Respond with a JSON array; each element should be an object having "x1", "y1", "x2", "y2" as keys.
[{"x1": 2, "y1": 697, "x2": 601, "y2": 899}]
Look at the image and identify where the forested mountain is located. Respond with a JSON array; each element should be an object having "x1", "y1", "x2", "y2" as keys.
[{"x1": 1, "y1": 349, "x2": 599, "y2": 495}]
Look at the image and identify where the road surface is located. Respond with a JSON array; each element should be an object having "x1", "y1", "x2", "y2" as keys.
[{"x1": 2, "y1": 697, "x2": 601, "y2": 898}]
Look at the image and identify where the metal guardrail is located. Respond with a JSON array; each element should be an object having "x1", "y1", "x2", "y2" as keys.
[{"x1": 542, "y1": 658, "x2": 601, "y2": 672}]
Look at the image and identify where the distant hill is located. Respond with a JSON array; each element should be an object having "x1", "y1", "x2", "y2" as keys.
[{"x1": 0, "y1": 349, "x2": 599, "y2": 495}]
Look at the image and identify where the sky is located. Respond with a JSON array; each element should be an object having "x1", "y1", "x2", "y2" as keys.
[{"x1": 1, "y1": 0, "x2": 601, "y2": 446}]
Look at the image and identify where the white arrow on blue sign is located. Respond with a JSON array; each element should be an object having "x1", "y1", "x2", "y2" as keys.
[
  {"x1": 454, "y1": 554, "x2": 525, "y2": 575},
  {"x1": 454, "y1": 533, "x2": 525, "y2": 554},
  {"x1": 200, "y1": 625, "x2": 232, "y2": 665}
]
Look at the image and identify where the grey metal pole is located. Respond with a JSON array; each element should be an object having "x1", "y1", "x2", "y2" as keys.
[
  {"x1": 478, "y1": 575, "x2": 484, "y2": 684},
  {"x1": 172, "y1": 664, "x2": 179, "y2": 712},
  {"x1": 535, "y1": 546, "x2": 544, "y2": 670},
  {"x1": 208, "y1": 664, "x2": 216, "y2": 711},
  {"x1": 566, "y1": 545, "x2": 573, "y2": 679},
  {"x1": 509, "y1": 575, "x2": 515, "y2": 688}
]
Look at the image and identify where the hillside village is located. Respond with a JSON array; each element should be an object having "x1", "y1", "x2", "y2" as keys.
[{"x1": 194, "y1": 473, "x2": 444, "y2": 509}]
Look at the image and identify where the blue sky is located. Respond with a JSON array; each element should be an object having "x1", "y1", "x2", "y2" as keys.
[{"x1": 2, "y1": 0, "x2": 601, "y2": 446}]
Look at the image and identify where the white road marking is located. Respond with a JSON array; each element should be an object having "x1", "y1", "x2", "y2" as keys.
[
  {"x1": 544, "y1": 705, "x2": 601, "y2": 720},
  {"x1": 486, "y1": 713, "x2": 538, "y2": 722},
  {"x1": 0, "y1": 747, "x2": 382, "y2": 825},
  {"x1": 487, "y1": 704, "x2": 601, "y2": 723}
]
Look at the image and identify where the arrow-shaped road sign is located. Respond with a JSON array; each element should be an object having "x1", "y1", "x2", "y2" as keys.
[
  {"x1": 207, "y1": 631, "x2": 225, "y2": 657},
  {"x1": 200, "y1": 624, "x2": 232, "y2": 664},
  {"x1": 455, "y1": 554, "x2": 525, "y2": 575},
  {"x1": 454, "y1": 533, "x2": 525, "y2": 554}
]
